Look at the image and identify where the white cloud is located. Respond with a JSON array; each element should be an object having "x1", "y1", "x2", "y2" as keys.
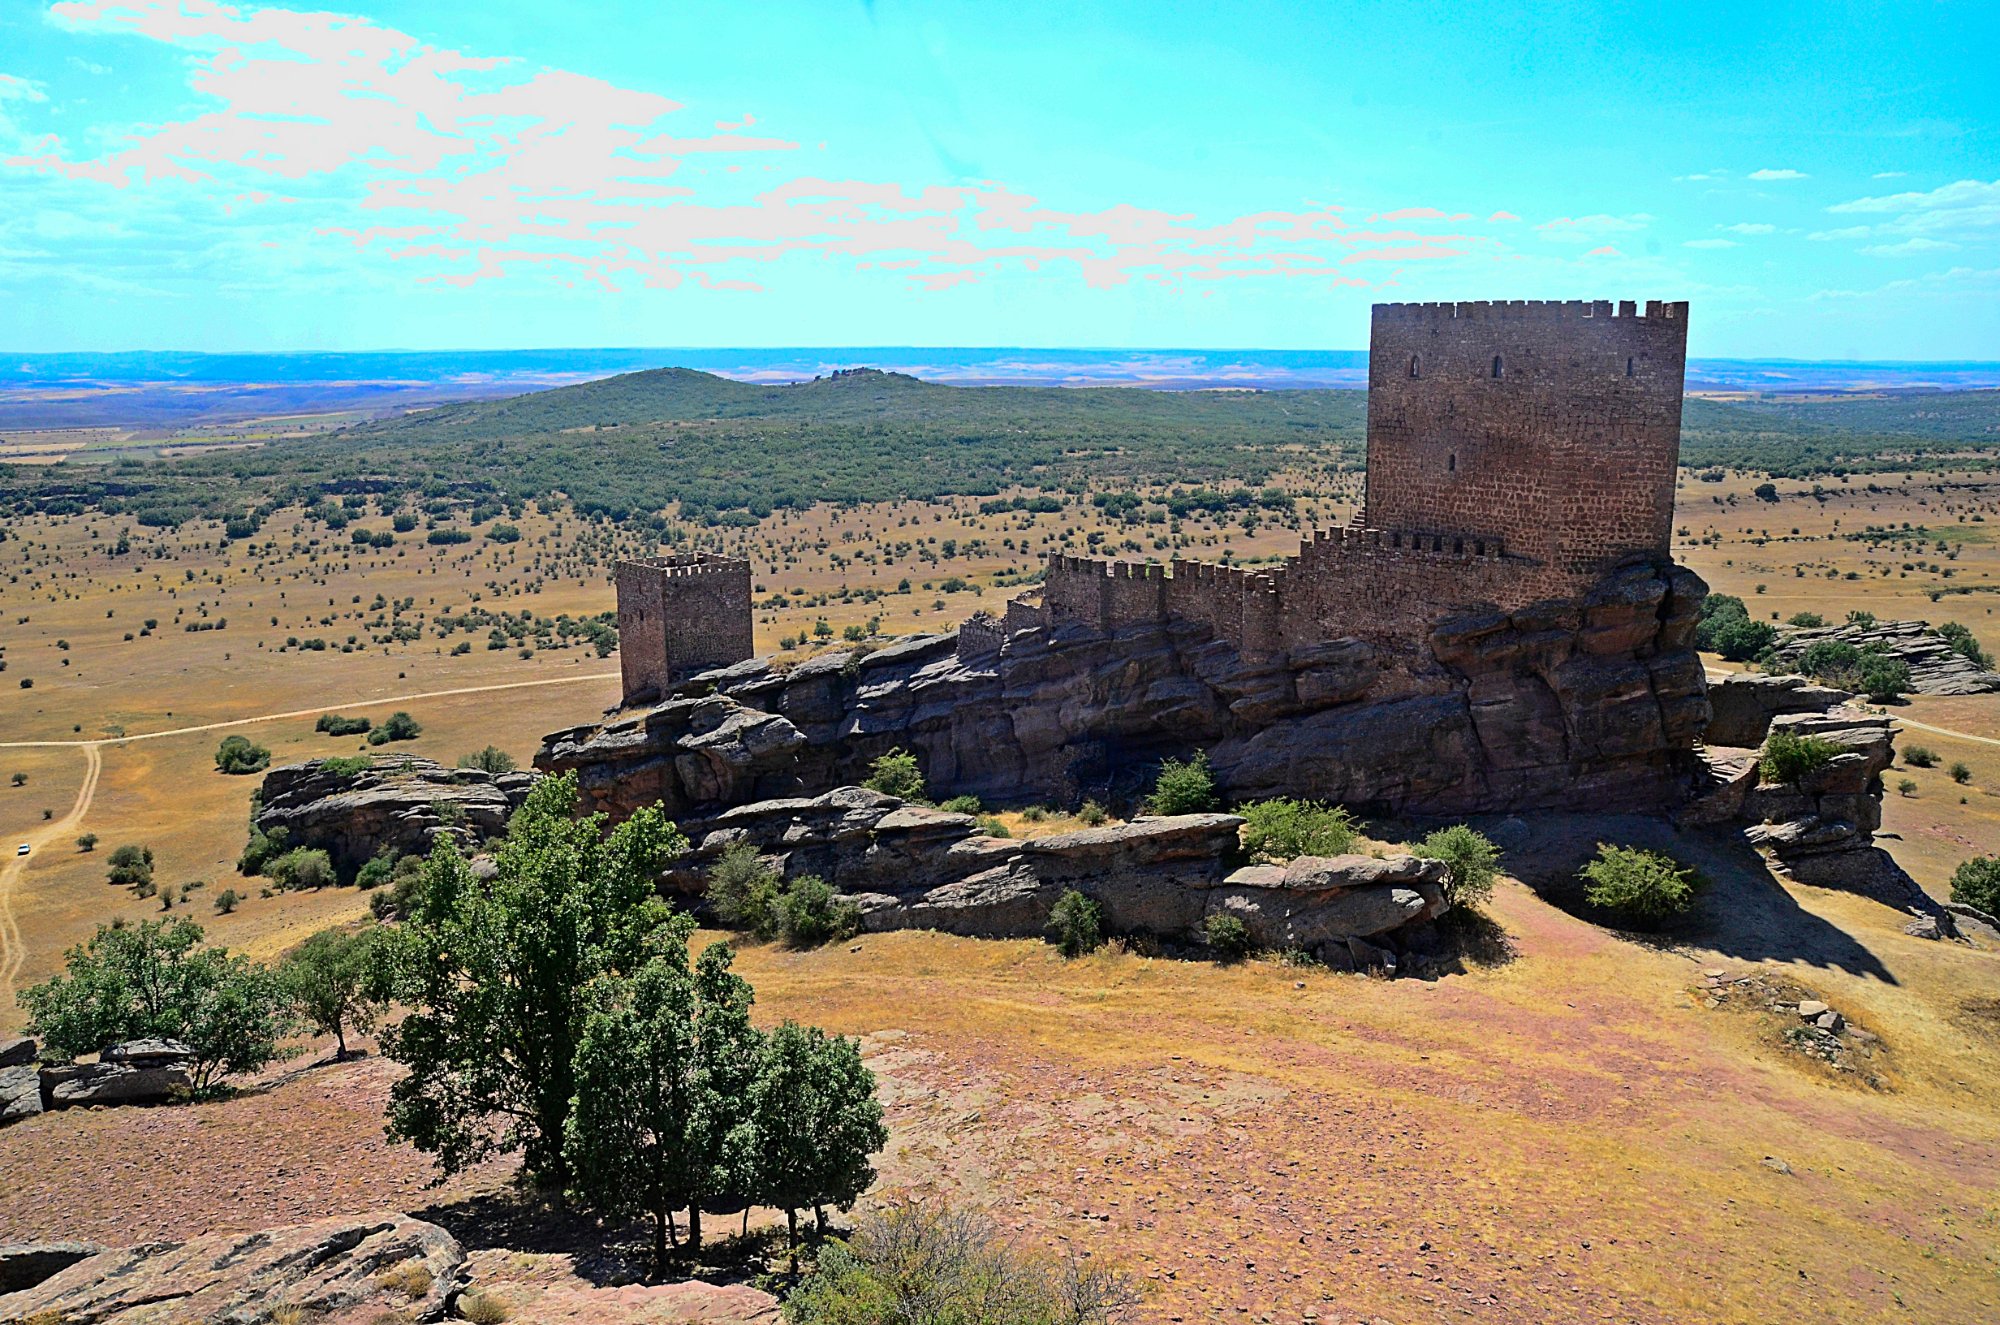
[
  {"x1": 0, "y1": 74, "x2": 49, "y2": 103},
  {"x1": 1683, "y1": 238, "x2": 1737, "y2": 249},
  {"x1": 1811, "y1": 264, "x2": 2000, "y2": 302},
  {"x1": 1860, "y1": 237, "x2": 1959, "y2": 257},
  {"x1": 1872, "y1": 171, "x2": 1906, "y2": 180},
  {"x1": 1748, "y1": 168, "x2": 1808, "y2": 181},
  {"x1": 1719, "y1": 222, "x2": 1776, "y2": 236},
  {"x1": 1827, "y1": 179, "x2": 2000, "y2": 242},
  {"x1": 1808, "y1": 225, "x2": 1872, "y2": 241}
]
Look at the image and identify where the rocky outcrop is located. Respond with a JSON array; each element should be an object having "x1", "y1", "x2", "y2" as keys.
[
  {"x1": 254, "y1": 756, "x2": 537, "y2": 876},
  {"x1": 2, "y1": 1039, "x2": 199, "y2": 1127},
  {"x1": 0, "y1": 1213, "x2": 467, "y2": 1324},
  {"x1": 671, "y1": 787, "x2": 1448, "y2": 962},
  {"x1": 543, "y1": 561, "x2": 1710, "y2": 821},
  {"x1": 1767, "y1": 619, "x2": 2000, "y2": 695},
  {"x1": 1703, "y1": 673, "x2": 1851, "y2": 747},
  {"x1": 0, "y1": 1036, "x2": 34, "y2": 1068},
  {"x1": 0, "y1": 1065, "x2": 40, "y2": 1126}
]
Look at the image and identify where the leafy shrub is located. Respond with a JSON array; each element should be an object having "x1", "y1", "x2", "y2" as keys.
[
  {"x1": 1798, "y1": 639, "x2": 1860, "y2": 681},
  {"x1": 321, "y1": 755, "x2": 371, "y2": 778},
  {"x1": 1787, "y1": 612, "x2": 1825, "y2": 627},
  {"x1": 485, "y1": 523, "x2": 522, "y2": 543},
  {"x1": 1856, "y1": 654, "x2": 1911, "y2": 701},
  {"x1": 213, "y1": 888, "x2": 240, "y2": 914},
  {"x1": 862, "y1": 747, "x2": 926, "y2": 800},
  {"x1": 1578, "y1": 845, "x2": 1705, "y2": 928},
  {"x1": 457, "y1": 745, "x2": 517, "y2": 774},
  {"x1": 1695, "y1": 595, "x2": 1779, "y2": 662},
  {"x1": 776, "y1": 875, "x2": 861, "y2": 949},
  {"x1": 1950, "y1": 856, "x2": 2000, "y2": 915},
  {"x1": 107, "y1": 843, "x2": 155, "y2": 888},
  {"x1": 1045, "y1": 889, "x2": 1103, "y2": 957},
  {"x1": 1414, "y1": 824, "x2": 1502, "y2": 909},
  {"x1": 1019, "y1": 805, "x2": 1047, "y2": 823},
  {"x1": 1238, "y1": 798, "x2": 1356, "y2": 861},
  {"x1": 1759, "y1": 730, "x2": 1845, "y2": 785},
  {"x1": 1936, "y1": 621, "x2": 1994, "y2": 670},
  {"x1": 977, "y1": 816, "x2": 1013, "y2": 838},
  {"x1": 213, "y1": 735, "x2": 271, "y2": 775},
  {"x1": 355, "y1": 852, "x2": 397, "y2": 891},
  {"x1": 1904, "y1": 745, "x2": 1938, "y2": 768},
  {"x1": 1204, "y1": 912, "x2": 1253, "y2": 961},
  {"x1": 237, "y1": 824, "x2": 288, "y2": 876},
  {"x1": 366, "y1": 856, "x2": 430, "y2": 921},
  {"x1": 1148, "y1": 751, "x2": 1218, "y2": 815},
  {"x1": 1897, "y1": 778, "x2": 1917, "y2": 796},
  {"x1": 267, "y1": 847, "x2": 336, "y2": 891},
  {"x1": 1077, "y1": 799, "x2": 1108, "y2": 827},
  {"x1": 938, "y1": 794, "x2": 983, "y2": 815},
  {"x1": 1950, "y1": 761, "x2": 1973, "y2": 784},
  {"x1": 707, "y1": 843, "x2": 781, "y2": 939},
  {"x1": 18, "y1": 918, "x2": 293, "y2": 1093},
  {"x1": 785, "y1": 1199, "x2": 1134, "y2": 1325},
  {"x1": 426, "y1": 528, "x2": 471, "y2": 545},
  {"x1": 367, "y1": 711, "x2": 422, "y2": 745},
  {"x1": 1846, "y1": 610, "x2": 1876, "y2": 628},
  {"x1": 315, "y1": 713, "x2": 372, "y2": 736},
  {"x1": 77, "y1": 832, "x2": 99, "y2": 852}
]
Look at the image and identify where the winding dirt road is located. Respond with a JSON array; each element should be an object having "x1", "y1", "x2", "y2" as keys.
[{"x1": 0, "y1": 670, "x2": 617, "y2": 1010}]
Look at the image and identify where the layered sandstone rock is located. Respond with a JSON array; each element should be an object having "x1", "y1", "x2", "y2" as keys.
[
  {"x1": 667, "y1": 786, "x2": 1446, "y2": 960},
  {"x1": 542, "y1": 560, "x2": 1710, "y2": 822},
  {"x1": 0, "y1": 1214, "x2": 467, "y2": 1324},
  {"x1": 1703, "y1": 673, "x2": 1852, "y2": 747},
  {"x1": 1766, "y1": 619, "x2": 2000, "y2": 695},
  {"x1": 254, "y1": 756, "x2": 536, "y2": 875}
]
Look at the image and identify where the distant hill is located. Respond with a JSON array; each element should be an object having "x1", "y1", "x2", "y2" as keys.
[{"x1": 3, "y1": 364, "x2": 1996, "y2": 527}]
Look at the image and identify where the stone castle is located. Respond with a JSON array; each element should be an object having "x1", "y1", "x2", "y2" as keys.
[{"x1": 619, "y1": 297, "x2": 1691, "y2": 697}]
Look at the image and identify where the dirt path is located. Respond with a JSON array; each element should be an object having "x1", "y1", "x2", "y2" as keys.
[
  {"x1": 1893, "y1": 716, "x2": 2000, "y2": 749},
  {"x1": 0, "y1": 743, "x2": 101, "y2": 1012},
  {"x1": 0, "y1": 670, "x2": 615, "y2": 1008}
]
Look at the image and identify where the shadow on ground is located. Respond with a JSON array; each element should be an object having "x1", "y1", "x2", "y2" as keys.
[
  {"x1": 411, "y1": 1189, "x2": 779, "y2": 1288},
  {"x1": 1456, "y1": 812, "x2": 1899, "y2": 983}
]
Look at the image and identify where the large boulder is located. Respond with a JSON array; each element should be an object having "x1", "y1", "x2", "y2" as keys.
[
  {"x1": 0, "y1": 1213, "x2": 466, "y2": 1324},
  {"x1": 0, "y1": 1036, "x2": 35, "y2": 1068},
  {"x1": 1704, "y1": 673, "x2": 1851, "y2": 747},
  {"x1": 42, "y1": 1061, "x2": 191, "y2": 1109},
  {"x1": 254, "y1": 757, "x2": 536, "y2": 875},
  {"x1": 0, "y1": 1065, "x2": 41, "y2": 1126}
]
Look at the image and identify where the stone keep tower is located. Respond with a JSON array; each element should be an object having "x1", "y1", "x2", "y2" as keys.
[
  {"x1": 615, "y1": 553, "x2": 754, "y2": 705},
  {"x1": 1363, "y1": 299, "x2": 1688, "y2": 578}
]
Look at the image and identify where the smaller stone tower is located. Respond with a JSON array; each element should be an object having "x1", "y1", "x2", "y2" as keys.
[{"x1": 615, "y1": 553, "x2": 754, "y2": 705}]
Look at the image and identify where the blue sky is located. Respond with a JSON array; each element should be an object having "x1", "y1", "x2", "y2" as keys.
[{"x1": 0, "y1": 0, "x2": 1995, "y2": 357}]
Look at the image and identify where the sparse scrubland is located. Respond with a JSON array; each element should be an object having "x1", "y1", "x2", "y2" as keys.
[{"x1": 2, "y1": 375, "x2": 2000, "y2": 1322}]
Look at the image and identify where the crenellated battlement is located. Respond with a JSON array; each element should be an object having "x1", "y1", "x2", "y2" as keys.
[
  {"x1": 1302, "y1": 525, "x2": 1507, "y2": 561},
  {"x1": 1375, "y1": 298, "x2": 1685, "y2": 322},
  {"x1": 624, "y1": 553, "x2": 752, "y2": 580}
]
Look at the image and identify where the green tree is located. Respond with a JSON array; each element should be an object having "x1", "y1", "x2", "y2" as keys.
[
  {"x1": 1413, "y1": 824, "x2": 1503, "y2": 909},
  {"x1": 279, "y1": 926, "x2": 387, "y2": 1059},
  {"x1": 1579, "y1": 845, "x2": 1705, "y2": 929},
  {"x1": 378, "y1": 772, "x2": 687, "y2": 1184},
  {"x1": 775, "y1": 876, "x2": 861, "y2": 949},
  {"x1": 564, "y1": 930, "x2": 763, "y2": 1263},
  {"x1": 367, "y1": 711, "x2": 423, "y2": 745},
  {"x1": 706, "y1": 842, "x2": 781, "y2": 939},
  {"x1": 457, "y1": 745, "x2": 517, "y2": 774},
  {"x1": 1759, "y1": 730, "x2": 1845, "y2": 785},
  {"x1": 861, "y1": 747, "x2": 926, "y2": 801},
  {"x1": 749, "y1": 1021, "x2": 888, "y2": 1267},
  {"x1": 18, "y1": 918, "x2": 293, "y2": 1093},
  {"x1": 1045, "y1": 889, "x2": 1103, "y2": 958},
  {"x1": 77, "y1": 832, "x2": 99, "y2": 853},
  {"x1": 1950, "y1": 855, "x2": 2000, "y2": 915},
  {"x1": 1204, "y1": 911, "x2": 1253, "y2": 961},
  {"x1": 106, "y1": 843, "x2": 154, "y2": 889},
  {"x1": 214, "y1": 735, "x2": 272, "y2": 775},
  {"x1": 1148, "y1": 751, "x2": 1218, "y2": 815},
  {"x1": 267, "y1": 846, "x2": 336, "y2": 891}
]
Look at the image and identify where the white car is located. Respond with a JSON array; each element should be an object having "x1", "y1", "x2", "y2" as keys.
[{"x1": 14, "y1": 843, "x2": 27, "y2": 857}]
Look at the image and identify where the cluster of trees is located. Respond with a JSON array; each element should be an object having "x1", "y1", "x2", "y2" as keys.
[
  {"x1": 376, "y1": 775, "x2": 886, "y2": 1269},
  {"x1": 1795, "y1": 640, "x2": 1911, "y2": 701},
  {"x1": 1693, "y1": 594, "x2": 1778, "y2": 663}
]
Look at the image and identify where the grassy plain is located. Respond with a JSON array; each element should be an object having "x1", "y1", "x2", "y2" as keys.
[{"x1": 1, "y1": 444, "x2": 1998, "y2": 1323}]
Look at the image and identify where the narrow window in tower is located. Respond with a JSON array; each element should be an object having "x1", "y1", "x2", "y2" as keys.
[
  {"x1": 1626, "y1": 356, "x2": 1635, "y2": 377},
  {"x1": 1448, "y1": 453, "x2": 1456, "y2": 473},
  {"x1": 1491, "y1": 355, "x2": 1503, "y2": 378},
  {"x1": 1409, "y1": 354, "x2": 1421, "y2": 379}
]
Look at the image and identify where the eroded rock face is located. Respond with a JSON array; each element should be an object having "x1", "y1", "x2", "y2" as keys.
[
  {"x1": 0, "y1": 1242, "x2": 103, "y2": 1295},
  {"x1": 0, "y1": 1213, "x2": 467, "y2": 1324},
  {"x1": 254, "y1": 757, "x2": 537, "y2": 875},
  {"x1": 0, "y1": 1065, "x2": 41, "y2": 1126},
  {"x1": 1704, "y1": 673, "x2": 1852, "y2": 747},
  {"x1": 669, "y1": 788, "x2": 1447, "y2": 959},
  {"x1": 543, "y1": 561, "x2": 1710, "y2": 822}
]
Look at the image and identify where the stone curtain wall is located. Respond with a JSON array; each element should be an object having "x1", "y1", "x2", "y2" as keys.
[
  {"x1": 1364, "y1": 299, "x2": 1688, "y2": 581},
  {"x1": 615, "y1": 554, "x2": 754, "y2": 704}
]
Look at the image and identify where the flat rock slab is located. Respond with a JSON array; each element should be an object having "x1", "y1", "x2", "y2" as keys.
[{"x1": 0, "y1": 1213, "x2": 466, "y2": 1324}]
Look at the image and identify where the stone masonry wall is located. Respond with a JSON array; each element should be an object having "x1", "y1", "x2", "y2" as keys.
[
  {"x1": 615, "y1": 554, "x2": 754, "y2": 704},
  {"x1": 1365, "y1": 299, "x2": 1688, "y2": 578}
]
